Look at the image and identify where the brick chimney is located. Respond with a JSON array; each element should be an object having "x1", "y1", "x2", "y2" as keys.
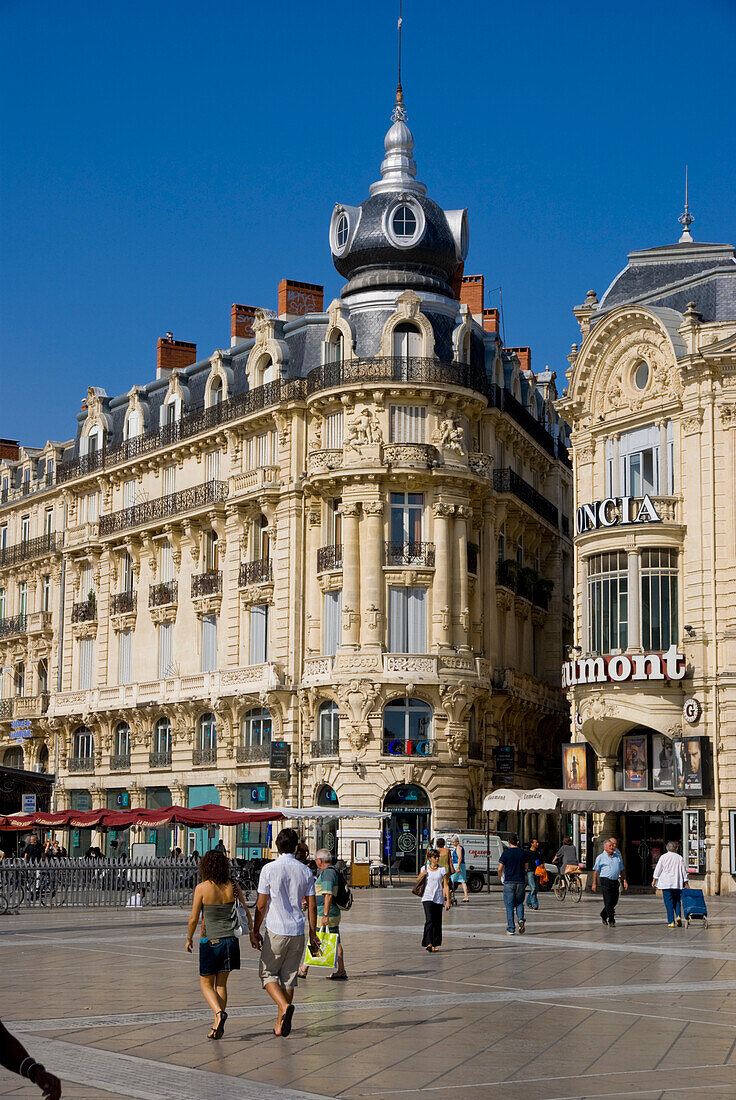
[
  {"x1": 278, "y1": 279, "x2": 324, "y2": 319},
  {"x1": 483, "y1": 308, "x2": 500, "y2": 333},
  {"x1": 460, "y1": 275, "x2": 484, "y2": 320},
  {"x1": 156, "y1": 333, "x2": 197, "y2": 379},
  {"x1": 506, "y1": 346, "x2": 532, "y2": 373},
  {"x1": 0, "y1": 439, "x2": 19, "y2": 461},
  {"x1": 231, "y1": 304, "x2": 257, "y2": 347}
]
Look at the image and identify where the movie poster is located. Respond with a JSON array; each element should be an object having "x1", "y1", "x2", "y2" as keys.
[
  {"x1": 652, "y1": 734, "x2": 674, "y2": 791},
  {"x1": 674, "y1": 737, "x2": 704, "y2": 796},
  {"x1": 623, "y1": 733, "x2": 648, "y2": 790},
  {"x1": 562, "y1": 743, "x2": 589, "y2": 790}
]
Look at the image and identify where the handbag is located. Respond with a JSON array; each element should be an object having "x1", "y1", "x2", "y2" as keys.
[
  {"x1": 412, "y1": 871, "x2": 427, "y2": 897},
  {"x1": 304, "y1": 929, "x2": 338, "y2": 969},
  {"x1": 232, "y1": 901, "x2": 249, "y2": 938}
]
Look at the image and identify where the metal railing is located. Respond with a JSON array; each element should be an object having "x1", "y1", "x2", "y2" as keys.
[
  {"x1": 384, "y1": 541, "x2": 436, "y2": 567},
  {"x1": 193, "y1": 746, "x2": 217, "y2": 766},
  {"x1": 0, "y1": 533, "x2": 60, "y2": 569},
  {"x1": 317, "y1": 544, "x2": 343, "y2": 571},
  {"x1": 307, "y1": 356, "x2": 490, "y2": 398},
  {"x1": 192, "y1": 570, "x2": 222, "y2": 598},
  {"x1": 0, "y1": 699, "x2": 12, "y2": 719},
  {"x1": 0, "y1": 614, "x2": 26, "y2": 639},
  {"x1": 239, "y1": 558, "x2": 272, "y2": 586},
  {"x1": 496, "y1": 559, "x2": 553, "y2": 609},
  {"x1": 99, "y1": 481, "x2": 227, "y2": 536},
  {"x1": 72, "y1": 598, "x2": 97, "y2": 623},
  {"x1": 149, "y1": 580, "x2": 178, "y2": 607},
  {"x1": 111, "y1": 591, "x2": 136, "y2": 615},
  {"x1": 110, "y1": 754, "x2": 130, "y2": 771},
  {"x1": 149, "y1": 750, "x2": 172, "y2": 768},
  {"x1": 311, "y1": 738, "x2": 339, "y2": 757},
  {"x1": 236, "y1": 744, "x2": 270, "y2": 763},
  {"x1": 0, "y1": 858, "x2": 198, "y2": 910},
  {"x1": 493, "y1": 467, "x2": 559, "y2": 527},
  {"x1": 67, "y1": 756, "x2": 95, "y2": 773}
]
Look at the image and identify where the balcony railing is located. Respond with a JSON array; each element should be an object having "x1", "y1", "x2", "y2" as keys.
[
  {"x1": 111, "y1": 591, "x2": 136, "y2": 615},
  {"x1": 311, "y1": 739, "x2": 339, "y2": 758},
  {"x1": 0, "y1": 700, "x2": 12, "y2": 719},
  {"x1": 110, "y1": 753, "x2": 130, "y2": 771},
  {"x1": 71, "y1": 598, "x2": 97, "y2": 623},
  {"x1": 493, "y1": 468, "x2": 559, "y2": 527},
  {"x1": 100, "y1": 480, "x2": 227, "y2": 537},
  {"x1": 384, "y1": 541, "x2": 436, "y2": 567},
  {"x1": 307, "y1": 357, "x2": 491, "y2": 398},
  {"x1": 68, "y1": 756, "x2": 95, "y2": 773},
  {"x1": 381, "y1": 738, "x2": 437, "y2": 757},
  {"x1": 192, "y1": 570, "x2": 222, "y2": 598},
  {"x1": 149, "y1": 581, "x2": 178, "y2": 607},
  {"x1": 317, "y1": 544, "x2": 343, "y2": 572},
  {"x1": 57, "y1": 379, "x2": 307, "y2": 484},
  {"x1": 149, "y1": 750, "x2": 172, "y2": 768},
  {"x1": 236, "y1": 744, "x2": 270, "y2": 764},
  {"x1": 467, "y1": 542, "x2": 479, "y2": 575},
  {"x1": 239, "y1": 559, "x2": 272, "y2": 586},
  {"x1": 0, "y1": 614, "x2": 26, "y2": 639},
  {"x1": 193, "y1": 746, "x2": 217, "y2": 766},
  {"x1": 496, "y1": 559, "x2": 554, "y2": 609},
  {"x1": 0, "y1": 533, "x2": 59, "y2": 569}
]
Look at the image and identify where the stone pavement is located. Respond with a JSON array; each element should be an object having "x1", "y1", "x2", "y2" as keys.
[{"x1": 2, "y1": 887, "x2": 736, "y2": 1100}]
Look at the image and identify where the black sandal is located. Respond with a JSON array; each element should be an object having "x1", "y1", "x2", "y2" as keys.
[{"x1": 213, "y1": 1010, "x2": 228, "y2": 1039}]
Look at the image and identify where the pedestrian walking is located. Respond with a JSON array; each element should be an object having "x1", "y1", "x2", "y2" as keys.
[
  {"x1": 252, "y1": 827, "x2": 320, "y2": 1037},
  {"x1": 592, "y1": 837, "x2": 628, "y2": 926},
  {"x1": 299, "y1": 849, "x2": 348, "y2": 980},
  {"x1": 185, "y1": 849, "x2": 252, "y2": 1040},
  {"x1": 498, "y1": 834, "x2": 529, "y2": 935},
  {"x1": 416, "y1": 848, "x2": 451, "y2": 951},
  {"x1": 0, "y1": 1018, "x2": 62, "y2": 1098},
  {"x1": 526, "y1": 838, "x2": 541, "y2": 910},
  {"x1": 449, "y1": 836, "x2": 469, "y2": 903},
  {"x1": 652, "y1": 841, "x2": 689, "y2": 927},
  {"x1": 434, "y1": 838, "x2": 455, "y2": 901}
]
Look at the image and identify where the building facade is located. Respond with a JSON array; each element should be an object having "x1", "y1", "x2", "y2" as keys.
[
  {"x1": 0, "y1": 90, "x2": 572, "y2": 865},
  {"x1": 559, "y1": 223, "x2": 736, "y2": 893}
]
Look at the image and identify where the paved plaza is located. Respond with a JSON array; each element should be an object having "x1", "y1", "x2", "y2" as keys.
[{"x1": 1, "y1": 888, "x2": 736, "y2": 1100}]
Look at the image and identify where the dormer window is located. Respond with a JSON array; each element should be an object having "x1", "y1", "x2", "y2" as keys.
[
  {"x1": 336, "y1": 213, "x2": 349, "y2": 249},
  {"x1": 393, "y1": 204, "x2": 417, "y2": 238},
  {"x1": 209, "y1": 377, "x2": 223, "y2": 407}
]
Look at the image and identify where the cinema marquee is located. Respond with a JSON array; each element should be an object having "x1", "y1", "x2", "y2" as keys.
[
  {"x1": 575, "y1": 494, "x2": 661, "y2": 536},
  {"x1": 561, "y1": 645, "x2": 687, "y2": 690}
]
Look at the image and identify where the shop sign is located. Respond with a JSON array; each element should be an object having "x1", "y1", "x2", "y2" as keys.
[
  {"x1": 683, "y1": 809, "x2": 706, "y2": 874},
  {"x1": 576, "y1": 494, "x2": 661, "y2": 535},
  {"x1": 115, "y1": 792, "x2": 130, "y2": 808},
  {"x1": 494, "y1": 746, "x2": 514, "y2": 776},
  {"x1": 249, "y1": 784, "x2": 268, "y2": 803},
  {"x1": 561, "y1": 645, "x2": 686, "y2": 689},
  {"x1": 269, "y1": 741, "x2": 290, "y2": 773},
  {"x1": 384, "y1": 739, "x2": 433, "y2": 756},
  {"x1": 21, "y1": 793, "x2": 36, "y2": 813},
  {"x1": 10, "y1": 719, "x2": 32, "y2": 741},
  {"x1": 683, "y1": 698, "x2": 701, "y2": 725},
  {"x1": 674, "y1": 737, "x2": 704, "y2": 796}
]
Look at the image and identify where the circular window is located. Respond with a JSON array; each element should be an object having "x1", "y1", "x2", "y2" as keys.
[
  {"x1": 336, "y1": 213, "x2": 348, "y2": 249},
  {"x1": 384, "y1": 199, "x2": 425, "y2": 248},
  {"x1": 634, "y1": 361, "x2": 650, "y2": 390},
  {"x1": 392, "y1": 204, "x2": 417, "y2": 238}
]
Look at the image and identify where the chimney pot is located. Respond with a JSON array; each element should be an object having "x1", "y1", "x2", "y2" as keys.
[
  {"x1": 231, "y1": 304, "x2": 257, "y2": 346},
  {"x1": 460, "y1": 274, "x2": 484, "y2": 318},
  {"x1": 157, "y1": 336, "x2": 197, "y2": 379}
]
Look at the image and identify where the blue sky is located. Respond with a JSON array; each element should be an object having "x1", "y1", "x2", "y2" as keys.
[{"x1": 2, "y1": 0, "x2": 735, "y2": 447}]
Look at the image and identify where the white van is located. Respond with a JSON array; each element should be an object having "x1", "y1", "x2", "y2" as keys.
[{"x1": 433, "y1": 832, "x2": 507, "y2": 892}]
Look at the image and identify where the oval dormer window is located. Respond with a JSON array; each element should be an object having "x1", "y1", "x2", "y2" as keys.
[
  {"x1": 634, "y1": 361, "x2": 650, "y2": 390},
  {"x1": 384, "y1": 198, "x2": 425, "y2": 249},
  {"x1": 336, "y1": 213, "x2": 349, "y2": 249},
  {"x1": 392, "y1": 204, "x2": 417, "y2": 238}
]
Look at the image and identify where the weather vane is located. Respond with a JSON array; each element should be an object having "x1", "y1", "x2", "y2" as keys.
[
  {"x1": 392, "y1": 1, "x2": 407, "y2": 123},
  {"x1": 678, "y1": 165, "x2": 694, "y2": 243}
]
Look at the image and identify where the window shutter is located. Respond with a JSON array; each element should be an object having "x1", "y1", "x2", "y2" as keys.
[
  {"x1": 390, "y1": 406, "x2": 426, "y2": 443},
  {"x1": 79, "y1": 637, "x2": 94, "y2": 690},
  {"x1": 123, "y1": 480, "x2": 136, "y2": 509},
  {"x1": 249, "y1": 604, "x2": 268, "y2": 664},
  {"x1": 324, "y1": 590, "x2": 342, "y2": 656},
  {"x1": 325, "y1": 411, "x2": 344, "y2": 450},
  {"x1": 388, "y1": 587, "x2": 407, "y2": 653},
  {"x1": 118, "y1": 630, "x2": 132, "y2": 685},
  {"x1": 201, "y1": 615, "x2": 218, "y2": 672},
  {"x1": 160, "y1": 541, "x2": 173, "y2": 583},
  {"x1": 162, "y1": 465, "x2": 176, "y2": 496},
  {"x1": 407, "y1": 588, "x2": 427, "y2": 653},
  {"x1": 205, "y1": 450, "x2": 220, "y2": 482},
  {"x1": 158, "y1": 622, "x2": 173, "y2": 679}
]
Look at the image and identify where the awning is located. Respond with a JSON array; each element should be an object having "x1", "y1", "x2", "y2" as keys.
[
  {"x1": 517, "y1": 789, "x2": 687, "y2": 813},
  {"x1": 482, "y1": 789, "x2": 524, "y2": 812},
  {"x1": 0, "y1": 806, "x2": 286, "y2": 831},
  {"x1": 274, "y1": 807, "x2": 391, "y2": 821}
]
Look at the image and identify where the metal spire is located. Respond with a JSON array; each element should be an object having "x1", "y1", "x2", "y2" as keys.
[
  {"x1": 678, "y1": 165, "x2": 695, "y2": 243},
  {"x1": 393, "y1": 1, "x2": 407, "y2": 123}
]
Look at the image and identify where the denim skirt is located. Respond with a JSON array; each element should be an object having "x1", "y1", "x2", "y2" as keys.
[{"x1": 199, "y1": 935, "x2": 241, "y2": 976}]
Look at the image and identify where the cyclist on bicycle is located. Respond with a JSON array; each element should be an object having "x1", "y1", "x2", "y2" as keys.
[{"x1": 553, "y1": 840, "x2": 579, "y2": 878}]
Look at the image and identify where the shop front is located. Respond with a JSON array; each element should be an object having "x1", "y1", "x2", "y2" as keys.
[
  {"x1": 186, "y1": 785, "x2": 220, "y2": 855},
  {"x1": 382, "y1": 784, "x2": 431, "y2": 874},
  {"x1": 236, "y1": 783, "x2": 271, "y2": 858},
  {"x1": 146, "y1": 787, "x2": 173, "y2": 856}
]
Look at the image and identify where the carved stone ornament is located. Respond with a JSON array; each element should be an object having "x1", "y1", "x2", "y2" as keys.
[
  {"x1": 433, "y1": 412, "x2": 466, "y2": 455},
  {"x1": 579, "y1": 698, "x2": 619, "y2": 722},
  {"x1": 344, "y1": 408, "x2": 383, "y2": 450},
  {"x1": 682, "y1": 411, "x2": 704, "y2": 435},
  {"x1": 336, "y1": 680, "x2": 380, "y2": 749},
  {"x1": 719, "y1": 404, "x2": 736, "y2": 427}
]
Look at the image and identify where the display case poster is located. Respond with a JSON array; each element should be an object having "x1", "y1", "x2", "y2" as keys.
[
  {"x1": 683, "y1": 809, "x2": 704, "y2": 874},
  {"x1": 673, "y1": 737, "x2": 703, "y2": 796},
  {"x1": 623, "y1": 733, "x2": 648, "y2": 790},
  {"x1": 651, "y1": 734, "x2": 674, "y2": 791},
  {"x1": 562, "y1": 743, "x2": 589, "y2": 790}
]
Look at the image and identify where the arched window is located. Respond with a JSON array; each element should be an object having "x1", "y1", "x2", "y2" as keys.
[
  {"x1": 83, "y1": 426, "x2": 103, "y2": 457},
  {"x1": 162, "y1": 395, "x2": 180, "y2": 428},
  {"x1": 326, "y1": 332, "x2": 343, "y2": 364},
  {"x1": 114, "y1": 722, "x2": 130, "y2": 758},
  {"x1": 125, "y1": 410, "x2": 141, "y2": 440},
  {"x1": 255, "y1": 514, "x2": 270, "y2": 562},
  {"x1": 2, "y1": 746, "x2": 23, "y2": 769},
  {"x1": 153, "y1": 717, "x2": 171, "y2": 757},
  {"x1": 393, "y1": 322, "x2": 422, "y2": 361},
  {"x1": 209, "y1": 376, "x2": 223, "y2": 407},
  {"x1": 14, "y1": 662, "x2": 25, "y2": 698},
  {"x1": 242, "y1": 707, "x2": 272, "y2": 747},
  {"x1": 38, "y1": 743, "x2": 49, "y2": 773},
  {"x1": 317, "y1": 701, "x2": 340, "y2": 752},
  {"x1": 205, "y1": 529, "x2": 219, "y2": 572},
  {"x1": 73, "y1": 726, "x2": 94, "y2": 759},
  {"x1": 382, "y1": 698, "x2": 433, "y2": 755},
  {"x1": 255, "y1": 356, "x2": 278, "y2": 387},
  {"x1": 198, "y1": 713, "x2": 217, "y2": 750}
]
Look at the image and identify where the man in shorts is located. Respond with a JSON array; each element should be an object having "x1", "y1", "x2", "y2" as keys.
[
  {"x1": 299, "y1": 849, "x2": 348, "y2": 980},
  {"x1": 252, "y1": 827, "x2": 320, "y2": 1036}
]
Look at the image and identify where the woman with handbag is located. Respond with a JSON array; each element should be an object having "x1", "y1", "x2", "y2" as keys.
[
  {"x1": 185, "y1": 849, "x2": 253, "y2": 1039},
  {"x1": 415, "y1": 849, "x2": 451, "y2": 952}
]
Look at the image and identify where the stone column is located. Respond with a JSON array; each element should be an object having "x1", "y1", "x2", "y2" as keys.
[
  {"x1": 600, "y1": 756, "x2": 617, "y2": 791},
  {"x1": 659, "y1": 420, "x2": 669, "y2": 495},
  {"x1": 483, "y1": 506, "x2": 497, "y2": 663},
  {"x1": 306, "y1": 502, "x2": 322, "y2": 656},
  {"x1": 455, "y1": 506, "x2": 471, "y2": 651},
  {"x1": 361, "y1": 501, "x2": 384, "y2": 651},
  {"x1": 627, "y1": 550, "x2": 640, "y2": 650},
  {"x1": 339, "y1": 502, "x2": 361, "y2": 650},
  {"x1": 432, "y1": 503, "x2": 453, "y2": 652}
]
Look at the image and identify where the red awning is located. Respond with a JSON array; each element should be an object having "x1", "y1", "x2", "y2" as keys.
[{"x1": 0, "y1": 805, "x2": 285, "y2": 830}]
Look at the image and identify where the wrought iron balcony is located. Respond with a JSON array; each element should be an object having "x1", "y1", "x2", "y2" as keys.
[
  {"x1": 111, "y1": 591, "x2": 136, "y2": 615},
  {"x1": 192, "y1": 570, "x2": 222, "y2": 598},
  {"x1": 236, "y1": 744, "x2": 271, "y2": 763},
  {"x1": 239, "y1": 558, "x2": 272, "y2": 586},
  {"x1": 493, "y1": 468, "x2": 559, "y2": 527},
  {"x1": 110, "y1": 753, "x2": 131, "y2": 771},
  {"x1": 0, "y1": 614, "x2": 26, "y2": 639},
  {"x1": 0, "y1": 699, "x2": 12, "y2": 719},
  {"x1": 317, "y1": 544, "x2": 342, "y2": 572},
  {"x1": 149, "y1": 750, "x2": 172, "y2": 768},
  {"x1": 496, "y1": 559, "x2": 554, "y2": 609},
  {"x1": 99, "y1": 481, "x2": 227, "y2": 537},
  {"x1": 307, "y1": 356, "x2": 491, "y2": 398},
  {"x1": 149, "y1": 580, "x2": 178, "y2": 607},
  {"x1": 467, "y1": 542, "x2": 479, "y2": 575},
  {"x1": 68, "y1": 756, "x2": 95, "y2": 773},
  {"x1": 193, "y1": 746, "x2": 217, "y2": 766},
  {"x1": 384, "y1": 541, "x2": 435, "y2": 567},
  {"x1": 72, "y1": 598, "x2": 97, "y2": 623},
  {"x1": 0, "y1": 532, "x2": 59, "y2": 569},
  {"x1": 311, "y1": 739, "x2": 339, "y2": 758}
]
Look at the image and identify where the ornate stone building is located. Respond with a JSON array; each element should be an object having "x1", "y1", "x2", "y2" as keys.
[
  {"x1": 0, "y1": 88, "x2": 572, "y2": 866},
  {"x1": 559, "y1": 215, "x2": 736, "y2": 892}
]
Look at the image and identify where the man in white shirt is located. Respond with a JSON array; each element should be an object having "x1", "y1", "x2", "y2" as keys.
[
  {"x1": 652, "y1": 841, "x2": 689, "y2": 927},
  {"x1": 252, "y1": 827, "x2": 320, "y2": 1037}
]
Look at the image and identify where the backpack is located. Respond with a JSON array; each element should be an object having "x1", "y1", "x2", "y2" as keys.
[{"x1": 334, "y1": 869, "x2": 353, "y2": 911}]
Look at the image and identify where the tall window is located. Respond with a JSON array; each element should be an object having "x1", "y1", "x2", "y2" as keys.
[
  {"x1": 21, "y1": 516, "x2": 30, "y2": 543},
  {"x1": 205, "y1": 530, "x2": 219, "y2": 571},
  {"x1": 73, "y1": 727, "x2": 94, "y2": 759},
  {"x1": 158, "y1": 622, "x2": 173, "y2": 679},
  {"x1": 641, "y1": 550, "x2": 678, "y2": 651},
  {"x1": 44, "y1": 508, "x2": 54, "y2": 535},
  {"x1": 319, "y1": 701, "x2": 339, "y2": 745},
  {"x1": 121, "y1": 552, "x2": 134, "y2": 593},
  {"x1": 37, "y1": 659, "x2": 48, "y2": 695},
  {"x1": 201, "y1": 614, "x2": 218, "y2": 672},
  {"x1": 123, "y1": 480, "x2": 136, "y2": 509},
  {"x1": 383, "y1": 698, "x2": 433, "y2": 747},
  {"x1": 0, "y1": 525, "x2": 6, "y2": 550},
  {"x1": 198, "y1": 713, "x2": 217, "y2": 750},
  {"x1": 205, "y1": 450, "x2": 220, "y2": 482},
  {"x1": 326, "y1": 333, "x2": 343, "y2": 363},
  {"x1": 118, "y1": 629, "x2": 132, "y2": 685},
  {"x1": 242, "y1": 707, "x2": 271, "y2": 747},
  {"x1": 159, "y1": 540, "x2": 174, "y2": 582},
  {"x1": 389, "y1": 406, "x2": 426, "y2": 443},
  {"x1": 390, "y1": 492, "x2": 423, "y2": 544},
  {"x1": 392, "y1": 322, "x2": 422, "y2": 360},
  {"x1": 608, "y1": 423, "x2": 675, "y2": 497},
  {"x1": 324, "y1": 411, "x2": 344, "y2": 450},
  {"x1": 209, "y1": 377, "x2": 223, "y2": 406},
  {"x1": 80, "y1": 562, "x2": 94, "y2": 600},
  {"x1": 327, "y1": 499, "x2": 342, "y2": 545},
  {"x1": 250, "y1": 604, "x2": 268, "y2": 664},
  {"x1": 246, "y1": 431, "x2": 277, "y2": 469},
  {"x1": 14, "y1": 662, "x2": 24, "y2": 697},
  {"x1": 0, "y1": 588, "x2": 5, "y2": 620},
  {"x1": 153, "y1": 717, "x2": 171, "y2": 756},
  {"x1": 323, "y1": 590, "x2": 342, "y2": 656},
  {"x1": 18, "y1": 582, "x2": 27, "y2": 618},
  {"x1": 79, "y1": 637, "x2": 94, "y2": 690},
  {"x1": 115, "y1": 722, "x2": 130, "y2": 758},
  {"x1": 125, "y1": 409, "x2": 141, "y2": 439},
  {"x1": 162, "y1": 465, "x2": 176, "y2": 497},
  {"x1": 388, "y1": 587, "x2": 427, "y2": 652},
  {"x1": 587, "y1": 552, "x2": 628, "y2": 653},
  {"x1": 255, "y1": 515, "x2": 269, "y2": 561}
]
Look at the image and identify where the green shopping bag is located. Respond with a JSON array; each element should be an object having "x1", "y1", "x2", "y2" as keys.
[{"x1": 304, "y1": 929, "x2": 338, "y2": 969}]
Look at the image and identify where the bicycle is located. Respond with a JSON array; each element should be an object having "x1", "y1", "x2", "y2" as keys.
[
  {"x1": 234, "y1": 861, "x2": 259, "y2": 907},
  {"x1": 552, "y1": 868, "x2": 582, "y2": 903}
]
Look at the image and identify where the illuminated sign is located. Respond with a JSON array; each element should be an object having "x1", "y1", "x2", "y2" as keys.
[
  {"x1": 576, "y1": 494, "x2": 661, "y2": 536},
  {"x1": 384, "y1": 740, "x2": 433, "y2": 756},
  {"x1": 561, "y1": 645, "x2": 686, "y2": 689}
]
